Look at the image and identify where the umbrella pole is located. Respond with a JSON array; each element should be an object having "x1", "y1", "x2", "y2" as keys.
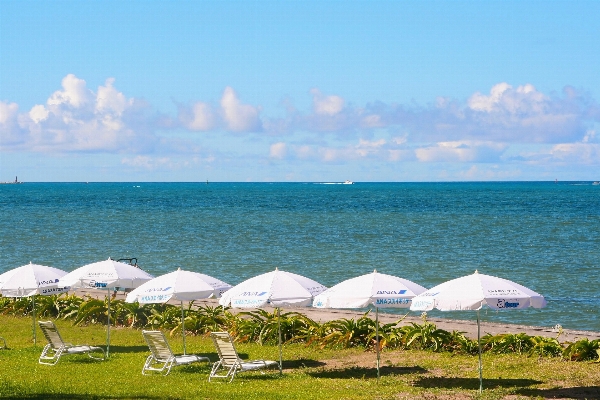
[
  {"x1": 477, "y1": 309, "x2": 482, "y2": 394},
  {"x1": 181, "y1": 301, "x2": 187, "y2": 355},
  {"x1": 376, "y1": 307, "x2": 380, "y2": 381},
  {"x1": 32, "y1": 295, "x2": 37, "y2": 345},
  {"x1": 107, "y1": 288, "x2": 111, "y2": 357},
  {"x1": 278, "y1": 307, "x2": 282, "y2": 375}
]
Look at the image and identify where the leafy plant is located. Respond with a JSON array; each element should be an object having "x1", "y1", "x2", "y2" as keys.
[
  {"x1": 113, "y1": 300, "x2": 149, "y2": 328},
  {"x1": 442, "y1": 330, "x2": 479, "y2": 355},
  {"x1": 529, "y1": 336, "x2": 563, "y2": 358},
  {"x1": 481, "y1": 333, "x2": 533, "y2": 354},
  {"x1": 146, "y1": 303, "x2": 181, "y2": 330},
  {"x1": 74, "y1": 297, "x2": 108, "y2": 325},
  {"x1": 372, "y1": 320, "x2": 406, "y2": 350},
  {"x1": 563, "y1": 338, "x2": 600, "y2": 361},
  {"x1": 319, "y1": 314, "x2": 375, "y2": 349},
  {"x1": 401, "y1": 322, "x2": 451, "y2": 351}
]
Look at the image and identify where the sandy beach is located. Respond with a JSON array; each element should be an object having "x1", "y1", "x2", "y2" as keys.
[{"x1": 85, "y1": 289, "x2": 600, "y2": 343}]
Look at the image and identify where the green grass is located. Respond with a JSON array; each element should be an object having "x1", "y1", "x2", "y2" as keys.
[{"x1": 1, "y1": 315, "x2": 599, "y2": 399}]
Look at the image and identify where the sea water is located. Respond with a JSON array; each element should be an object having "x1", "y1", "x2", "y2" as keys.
[{"x1": 1, "y1": 182, "x2": 598, "y2": 331}]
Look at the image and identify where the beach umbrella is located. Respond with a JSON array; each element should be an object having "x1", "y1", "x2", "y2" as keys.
[
  {"x1": 219, "y1": 268, "x2": 327, "y2": 373},
  {"x1": 125, "y1": 268, "x2": 232, "y2": 354},
  {"x1": 60, "y1": 258, "x2": 154, "y2": 356},
  {"x1": 313, "y1": 269, "x2": 427, "y2": 379},
  {"x1": 0, "y1": 262, "x2": 69, "y2": 344},
  {"x1": 410, "y1": 270, "x2": 546, "y2": 393}
]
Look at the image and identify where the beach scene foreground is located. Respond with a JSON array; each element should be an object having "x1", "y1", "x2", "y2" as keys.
[{"x1": 1, "y1": 309, "x2": 598, "y2": 400}]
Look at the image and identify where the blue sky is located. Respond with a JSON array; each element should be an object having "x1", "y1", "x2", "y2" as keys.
[{"x1": 1, "y1": 1, "x2": 599, "y2": 182}]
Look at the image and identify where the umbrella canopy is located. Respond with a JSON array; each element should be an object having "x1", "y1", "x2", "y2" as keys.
[
  {"x1": 219, "y1": 268, "x2": 327, "y2": 373},
  {"x1": 0, "y1": 262, "x2": 68, "y2": 297},
  {"x1": 313, "y1": 269, "x2": 426, "y2": 309},
  {"x1": 60, "y1": 258, "x2": 154, "y2": 290},
  {"x1": 410, "y1": 270, "x2": 547, "y2": 312},
  {"x1": 219, "y1": 268, "x2": 327, "y2": 309},
  {"x1": 410, "y1": 270, "x2": 546, "y2": 393},
  {"x1": 126, "y1": 268, "x2": 231, "y2": 304},
  {"x1": 0, "y1": 262, "x2": 69, "y2": 344},
  {"x1": 313, "y1": 270, "x2": 427, "y2": 379},
  {"x1": 60, "y1": 258, "x2": 154, "y2": 356},
  {"x1": 126, "y1": 268, "x2": 232, "y2": 354}
]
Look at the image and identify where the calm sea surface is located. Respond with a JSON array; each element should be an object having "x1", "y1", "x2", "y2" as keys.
[{"x1": 1, "y1": 182, "x2": 598, "y2": 331}]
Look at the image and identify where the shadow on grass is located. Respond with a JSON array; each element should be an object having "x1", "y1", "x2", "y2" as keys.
[
  {"x1": 516, "y1": 385, "x2": 600, "y2": 399},
  {"x1": 283, "y1": 358, "x2": 326, "y2": 369},
  {"x1": 413, "y1": 376, "x2": 542, "y2": 391},
  {"x1": 308, "y1": 365, "x2": 427, "y2": 379},
  {"x1": 105, "y1": 345, "x2": 149, "y2": 354}
]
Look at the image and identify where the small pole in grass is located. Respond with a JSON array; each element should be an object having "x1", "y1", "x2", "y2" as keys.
[
  {"x1": 278, "y1": 307, "x2": 283, "y2": 375},
  {"x1": 376, "y1": 307, "x2": 380, "y2": 381},
  {"x1": 478, "y1": 309, "x2": 483, "y2": 394}
]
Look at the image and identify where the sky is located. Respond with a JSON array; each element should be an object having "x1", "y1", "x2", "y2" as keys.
[{"x1": 1, "y1": 1, "x2": 599, "y2": 182}]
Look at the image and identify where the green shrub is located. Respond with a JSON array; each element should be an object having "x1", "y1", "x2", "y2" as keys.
[{"x1": 563, "y1": 338, "x2": 600, "y2": 361}]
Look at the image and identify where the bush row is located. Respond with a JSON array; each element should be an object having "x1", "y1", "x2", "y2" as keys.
[{"x1": 1, "y1": 294, "x2": 599, "y2": 362}]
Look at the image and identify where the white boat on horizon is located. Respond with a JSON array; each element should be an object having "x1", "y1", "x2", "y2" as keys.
[{"x1": 343, "y1": 180, "x2": 353, "y2": 185}]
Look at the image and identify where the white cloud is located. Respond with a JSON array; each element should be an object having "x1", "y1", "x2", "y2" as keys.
[
  {"x1": 415, "y1": 141, "x2": 507, "y2": 163},
  {"x1": 296, "y1": 145, "x2": 315, "y2": 159},
  {"x1": 355, "y1": 138, "x2": 386, "y2": 157},
  {"x1": 582, "y1": 129, "x2": 596, "y2": 143},
  {"x1": 47, "y1": 74, "x2": 91, "y2": 108},
  {"x1": 4, "y1": 76, "x2": 600, "y2": 180},
  {"x1": 0, "y1": 101, "x2": 25, "y2": 147},
  {"x1": 183, "y1": 102, "x2": 215, "y2": 131},
  {"x1": 0, "y1": 101, "x2": 19, "y2": 125},
  {"x1": 311, "y1": 88, "x2": 345, "y2": 116},
  {"x1": 548, "y1": 142, "x2": 600, "y2": 164},
  {"x1": 269, "y1": 142, "x2": 287, "y2": 159},
  {"x1": 468, "y1": 83, "x2": 549, "y2": 115},
  {"x1": 468, "y1": 82, "x2": 513, "y2": 112},
  {"x1": 178, "y1": 87, "x2": 261, "y2": 132},
  {"x1": 121, "y1": 155, "x2": 174, "y2": 170},
  {"x1": 220, "y1": 86, "x2": 261, "y2": 132},
  {"x1": 96, "y1": 78, "x2": 130, "y2": 116},
  {"x1": 1, "y1": 74, "x2": 162, "y2": 153},
  {"x1": 29, "y1": 105, "x2": 49, "y2": 123},
  {"x1": 360, "y1": 114, "x2": 383, "y2": 128},
  {"x1": 457, "y1": 165, "x2": 523, "y2": 180}
]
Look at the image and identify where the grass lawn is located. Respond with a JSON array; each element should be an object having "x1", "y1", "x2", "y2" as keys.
[{"x1": 0, "y1": 315, "x2": 598, "y2": 399}]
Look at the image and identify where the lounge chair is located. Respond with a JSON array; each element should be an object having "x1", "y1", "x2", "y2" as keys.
[
  {"x1": 38, "y1": 320, "x2": 105, "y2": 365},
  {"x1": 209, "y1": 331, "x2": 279, "y2": 382},
  {"x1": 141, "y1": 330, "x2": 210, "y2": 375}
]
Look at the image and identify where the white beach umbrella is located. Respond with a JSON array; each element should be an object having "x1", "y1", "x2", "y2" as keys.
[
  {"x1": 125, "y1": 268, "x2": 232, "y2": 354},
  {"x1": 219, "y1": 268, "x2": 327, "y2": 373},
  {"x1": 0, "y1": 262, "x2": 69, "y2": 344},
  {"x1": 60, "y1": 258, "x2": 154, "y2": 356},
  {"x1": 313, "y1": 270, "x2": 427, "y2": 379},
  {"x1": 410, "y1": 270, "x2": 546, "y2": 393}
]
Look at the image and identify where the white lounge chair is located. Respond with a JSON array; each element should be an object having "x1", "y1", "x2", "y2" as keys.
[
  {"x1": 141, "y1": 330, "x2": 210, "y2": 375},
  {"x1": 209, "y1": 331, "x2": 279, "y2": 382},
  {"x1": 38, "y1": 320, "x2": 105, "y2": 365}
]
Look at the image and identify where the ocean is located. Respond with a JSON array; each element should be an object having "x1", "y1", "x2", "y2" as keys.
[{"x1": 1, "y1": 182, "x2": 598, "y2": 332}]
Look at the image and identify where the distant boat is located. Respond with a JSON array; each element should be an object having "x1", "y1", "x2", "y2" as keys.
[{"x1": 343, "y1": 180, "x2": 354, "y2": 185}]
